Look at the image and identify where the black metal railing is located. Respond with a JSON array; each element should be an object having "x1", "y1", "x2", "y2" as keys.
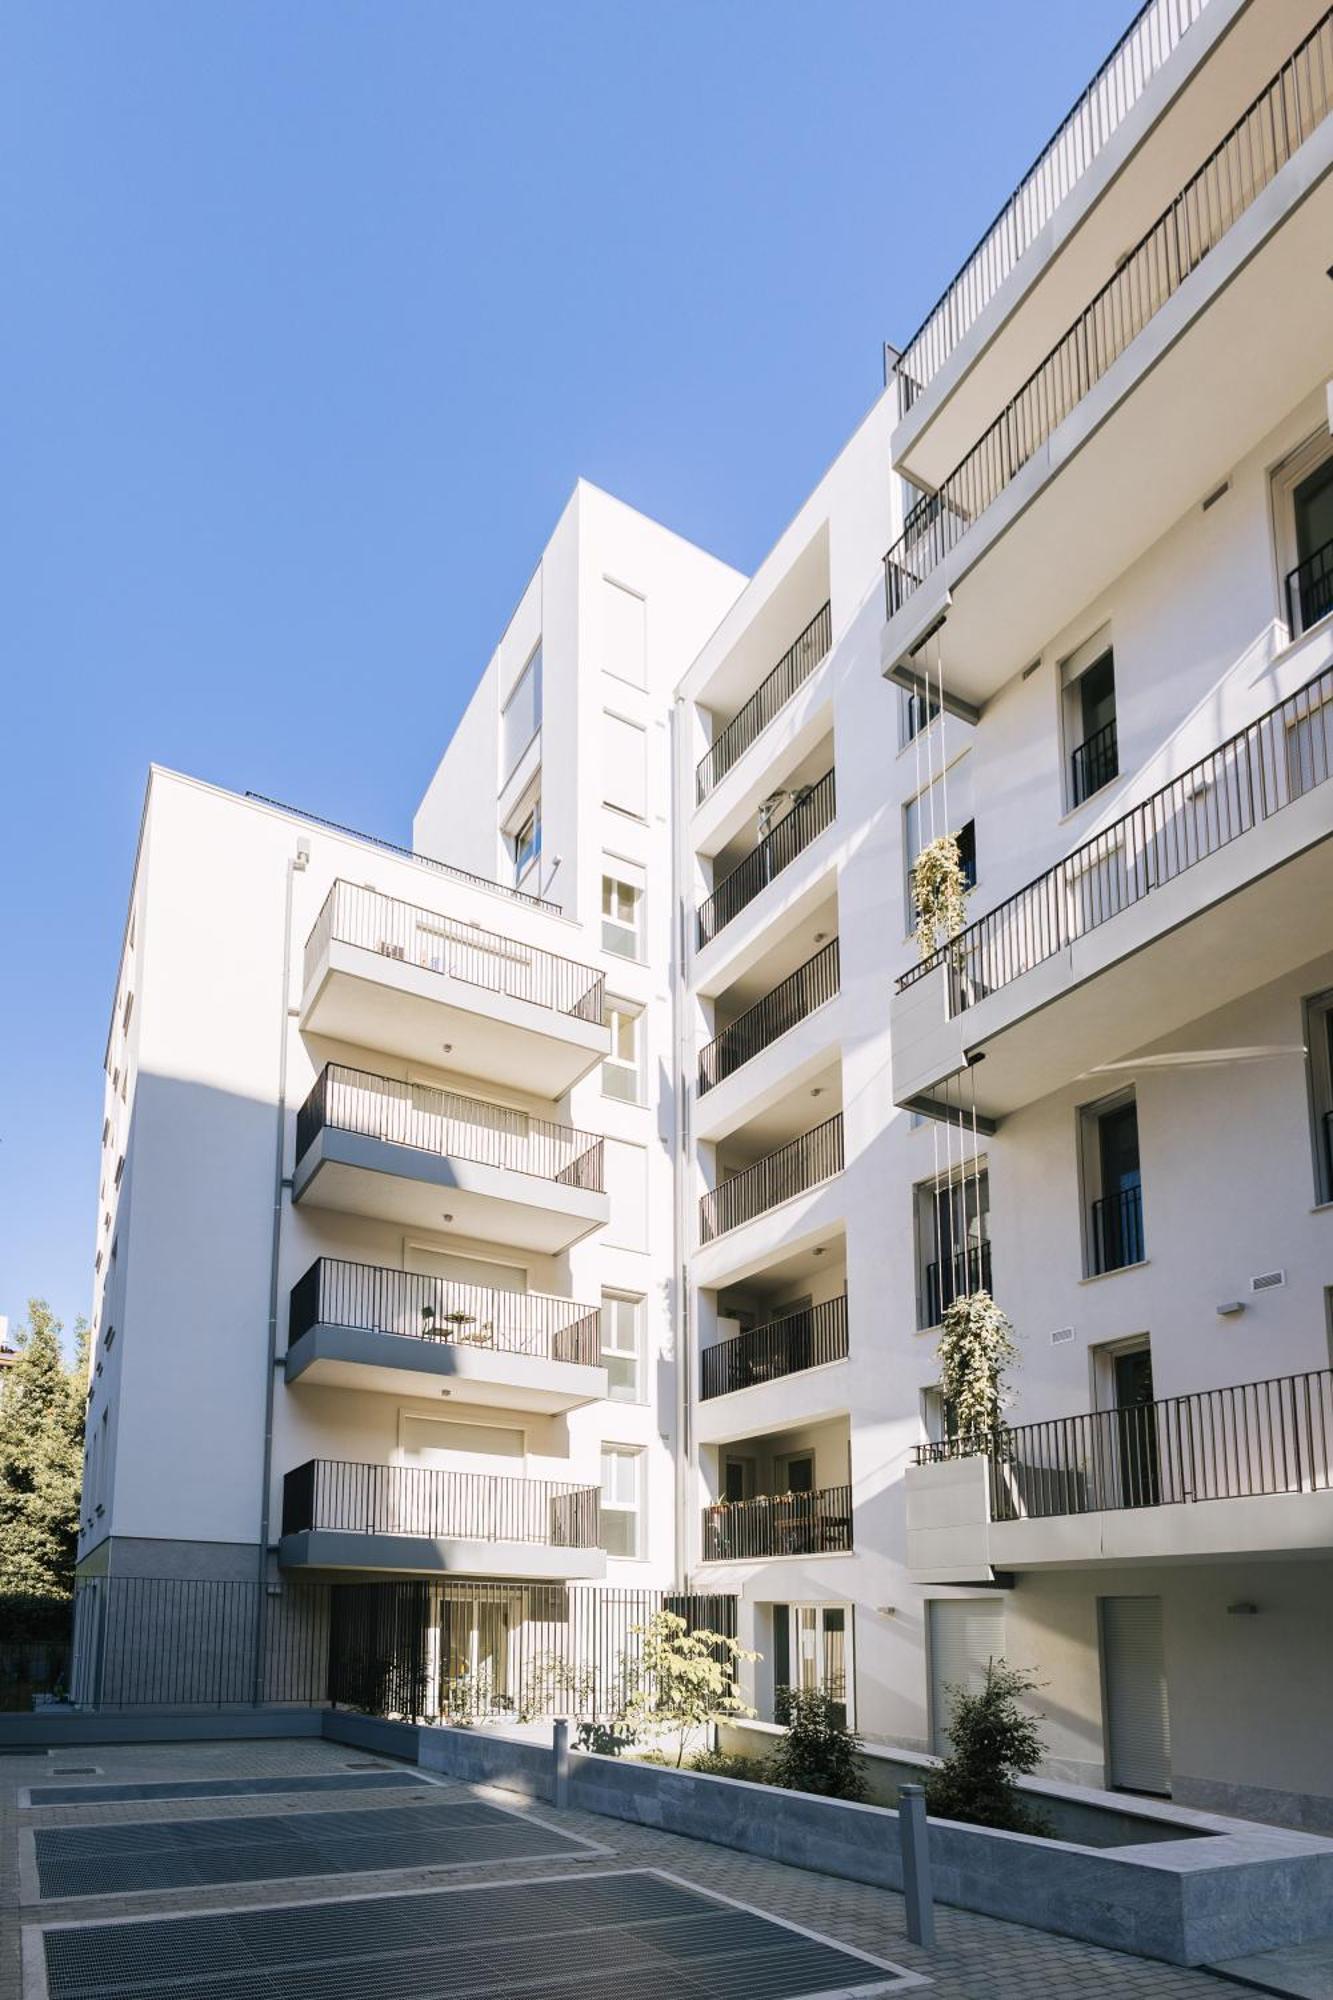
[
  {"x1": 1070, "y1": 717, "x2": 1119, "y2": 807},
  {"x1": 885, "y1": 9, "x2": 1333, "y2": 613},
  {"x1": 914, "y1": 1367, "x2": 1333, "y2": 1525},
  {"x1": 898, "y1": 661, "x2": 1333, "y2": 1008},
  {"x1": 701, "y1": 1297, "x2": 849, "y2": 1400},
  {"x1": 1288, "y1": 535, "x2": 1333, "y2": 638},
  {"x1": 288, "y1": 1257, "x2": 601, "y2": 1367},
  {"x1": 701, "y1": 1484, "x2": 854, "y2": 1561},
  {"x1": 696, "y1": 603, "x2": 833, "y2": 803},
  {"x1": 698, "y1": 939, "x2": 840, "y2": 1095},
  {"x1": 295, "y1": 1063, "x2": 605, "y2": 1192},
  {"x1": 305, "y1": 881, "x2": 603, "y2": 1022},
  {"x1": 700, "y1": 1113, "x2": 843, "y2": 1244},
  {"x1": 282, "y1": 1459, "x2": 601, "y2": 1548},
  {"x1": 1089, "y1": 1185, "x2": 1145, "y2": 1274},
  {"x1": 922, "y1": 1239, "x2": 993, "y2": 1328},
  {"x1": 895, "y1": 0, "x2": 1210, "y2": 410},
  {"x1": 697, "y1": 769, "x2": 836, "y2": 949}
]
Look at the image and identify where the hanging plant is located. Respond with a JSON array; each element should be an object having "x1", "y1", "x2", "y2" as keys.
[
  {"x1": 911, "y1": 832, "x2": 970, "y2": 962},
  {"x1": 937, "y1": 1289, "x2": 1017, "y2": 1449}
]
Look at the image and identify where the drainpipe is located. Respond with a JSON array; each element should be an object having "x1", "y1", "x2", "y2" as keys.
[
  {"x1": 668, "y1": 698, "x2": 692, "y2": 1590},
  {"x1": 252, "y1": 838, "x2": 307, "y2": 1703}
]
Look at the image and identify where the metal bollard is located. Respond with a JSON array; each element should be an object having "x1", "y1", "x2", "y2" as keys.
[
  {"x1": 898, "y1": 1784, "x2": 935, "y2": 1948},
  {"x1": 551, "y1": 1716, "x2": 570, "y2": 1810}
]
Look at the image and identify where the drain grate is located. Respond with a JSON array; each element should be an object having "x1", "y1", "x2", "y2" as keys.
[
  {"x1": 48, "y1": 1768, "x2": 99, "y2": 1778},
  {"x1": 29, "y1": 1772, "x2": 431, "y2": 1807},
  {"x1": 33, "y1": 1797, "x2": 594, "y2": 1900},
  {"x1": 40, "y1": 1868, "x2": 917, "y2": 1998}
]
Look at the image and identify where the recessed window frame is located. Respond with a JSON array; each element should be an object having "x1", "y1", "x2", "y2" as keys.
[
  {"x1": 599, "y1": 1442, "x2": 644, "y2": 1558},
  {"x1": 500, "y1": 644, "x2": 542, "y2": 783},
  {"x1": 600, "y1": 1291, "x2": 644, "y2": 1403},
  {"x1": 601, "y1": 869, "x2": 644, "y2": 961},
  {"x1": 602, "y1": 999, "x2": 645, "y2": 1105}
]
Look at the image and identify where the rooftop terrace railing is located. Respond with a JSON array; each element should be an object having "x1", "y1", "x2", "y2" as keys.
[
  {"x1": 304, "y1": 880, "x2": 603, "y2": 1022},
  {"x1": 697, "y1": 770, "x2": 836, "y2": 950},
  {"x1": 696, "y1": 602, "x2": 832, "y2": 804},
  {"x1": 288, "y1": 1257, "x2": 602, "y2": 1368},
  {"x1": 897, "y1": 660, "x2": 1333, "y2": 1011},
  {"x1": 886, "y1": 9, "x2": 1333, "y2": 615},
  {"x1": 281, "y1": 1459, "x2": 601, "y2": 1547}
]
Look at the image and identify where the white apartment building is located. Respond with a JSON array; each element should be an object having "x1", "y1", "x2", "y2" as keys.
[{"x1": 79, "y1": 0, "x2": 1333, "y2": 1825}]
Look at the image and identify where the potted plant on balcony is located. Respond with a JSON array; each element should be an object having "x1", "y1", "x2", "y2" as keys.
[
  {"x1": 936, "y1": 1289, "x2": 1016, "y2": 1453},
  {"x1": 911, "y1": 831, "x2": 970, "y2": 962}
]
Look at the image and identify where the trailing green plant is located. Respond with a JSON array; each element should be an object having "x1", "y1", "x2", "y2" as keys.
[
  {"x1": 924, "y1": 1658, "x2": 1053, "y2": 1835},
  {"x1": 937, "y1": 1289, "x2": 1016, "y2": 1444},
  {"x1": 618, "y1": 1610, "x2": 758, "y2": 1767},
  {"x1": 769, "y1": 1687, "x2": 867, "y2": 1801},
  {"x1": 910, "y1": 832, "x2": 970, "y2": 962}
]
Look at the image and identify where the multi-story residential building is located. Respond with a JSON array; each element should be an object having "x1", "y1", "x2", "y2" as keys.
[{"x1": 78, "y1": 0, "x2": 1333, "y2": 1826}]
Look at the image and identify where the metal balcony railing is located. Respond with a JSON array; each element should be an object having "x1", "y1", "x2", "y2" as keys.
[
  {"x1": 700, "y1": 1113, "x2": 843, "y2": 1245},
  {"x1": 1089, "y1": 1184, "x2": 1145, "y2": 1275},
  {"x1": 698, "y1": 939, "x2": 840, "y2": 1096},
  {"x1": 1070, "y1": 717, "x2": 1119, "y2": 808},
  {"x1": 701, "y1": 1297, "x2": 849, "y2": 1400},
  {"x1": 1288, "y1": 535, "x2": 1333, "y2": 639},
  {"x1": 914, "y1": 1368, "x2": 1333, "y2": 1525},
  {"x1": 304, "y1": 880, "x2": 603, "y2": 1023},
  {"x1": 885, "y1": 10, "x2": 1333, "y2": 614},
  {"x1": 701, "y1": 1484, "x2": 854, "y2": 1561},
  {"x1": 696, "y1": 603, "x2": 833, "y2": 804},
  {"x1": 295, "y1": 1064, "x2": 605, "y2": 1192},
  {"x1": 922, "y1": 1239, "x2": 993, "y2": 1329},
  {"x1": 697, "y1": 770, "x2": 836, "y2": 949},
  {"x1": 288, "y1": 1257, "x2": 601, "y2": 1367},
  {"x1": 896, "y1": 0, "x2": 1212, "y2": 411},
  {"x1": 897, "y1": 661, "x2": 1333, "y2": 1011},
  {"x1": 281, "y1": 1459, "x2": 601, "y2": 1547}
]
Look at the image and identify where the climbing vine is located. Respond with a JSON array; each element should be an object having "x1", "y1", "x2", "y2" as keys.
[
  {"x1": 911, "y1": 832, "x2": 970, "y2": 961},
  {"x1": 937, "y1": 1289, "x2": 1017, "y2": 1444}
]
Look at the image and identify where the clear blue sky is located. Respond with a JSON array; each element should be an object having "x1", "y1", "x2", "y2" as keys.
[{"x1": 1, "y1": 0, "x2": 1132, "y2": 1344}]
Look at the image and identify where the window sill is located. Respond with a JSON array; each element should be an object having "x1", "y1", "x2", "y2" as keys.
[
  {"x1": 1057, "y1": 777, "x2": 1121, "y2": 827},
  {"x1": 1079, "y1": 1258, "x2": 1150, "y2": 1285}
]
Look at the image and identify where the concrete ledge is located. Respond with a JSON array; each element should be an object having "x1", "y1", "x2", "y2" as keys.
[{"x1": 0, "y1": 1707, "x2": 326, "y2": 1749}]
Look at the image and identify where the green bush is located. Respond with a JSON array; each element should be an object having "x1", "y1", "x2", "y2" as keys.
[
  {"x1": 924, "y1": 1658, "x2": 1052, "y2": 1835},
  {"x1": 687, "y1": 1748, "x2": 771, "y2": 1781},
  {"x1": 769, "y1": 1687, "x2": 867, "y2": 1802}
]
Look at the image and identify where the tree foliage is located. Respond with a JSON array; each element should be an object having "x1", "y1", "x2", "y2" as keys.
[
  {"x1": 618, "y1": 1611, "x2": 757, "y2": 1766},
  {"x1": 924, "y1": 1658, "x2": 1052, "y2": 1835},
  {"x1": 770, "y1": 1687, "x2": 867, "y2": 1801},
  {"x1": 0, "y1": 1300, "x2": 88, "y2": 1598}
]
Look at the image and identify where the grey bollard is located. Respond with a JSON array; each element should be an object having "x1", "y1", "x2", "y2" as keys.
[
  {"x1": 898, "y1": 1784, "x2": 935, "y2": 1948},
  {"x1": 551, "y1": 1717, "x2": 570, "y2": 1809}
]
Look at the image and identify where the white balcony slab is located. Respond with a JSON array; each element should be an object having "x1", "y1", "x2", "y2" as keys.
[
  {"x1": 694, "y1": 994, "x2": 842, "y2": 1146},
  {"x1": 278, "y1": 1530, "x2": 607, "y2": 1581},
  {"x1": 694, "y1": 1358, "x2": 851, "y2": 1448},
  {"x1": 285, "y1": 1321, "x2": 608, "y2": 1414},
  {"x1": 693, "y1": 825, "x2": 840, "y2": 1001},
  {"x1": 692, "y1": 1177, "x2": 845, "y2": 1293},
  {"x1": 691, "y1": 653, "x2": 836, "y2": 860}
]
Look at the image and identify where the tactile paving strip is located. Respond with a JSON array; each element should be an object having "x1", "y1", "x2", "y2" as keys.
[
  {"x1": 29, "y1": 1772, "x2": 431, "y2": 1807},
  {"x1": 33, "y1": 1798, "x2": 591, "y2": 1901},
  {"x1": 39, "y1": 1867, "x2": 915, "y2": 1998}
]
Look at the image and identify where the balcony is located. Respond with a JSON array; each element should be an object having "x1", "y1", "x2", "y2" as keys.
[
  {"x1": 284, "y1": 1257, "x2": 606, "y2": 1414},
  {"x1": 696, "y1": 602, "x2": 831, "y2": 804},
  {"x1": 922, "y1": 1239, "x2": 993, "y2": 1329},
  {"x1": 279, "y1": 1459, "x2": 605, "y2": 1580},
  {"x1": 701, "y1": 1297, "x2": 849, "y2": 1402},
  {"x1": 1288, "y1": 532, "x2": 1333, "y2": 639},
  {"x1": 699, "y1": 939, "x2": 840, "y2": 1099},
  {"x1": 697, "y1": 770, "x2": 836, "y2": 952},
  {"x1": 700, "y1": 1113, "x2": 843, "y2": 1248},
  {"x1": 1070, "y1": 717, "x2": 1120, "y2": 809},
  {"x1": 906, "y1": 1367, "x2": 1333, "y2": 1581},
  {"x1": 293, "y1": 1064, "x2": 608, "y2": 1253},
  {"x1": 701, "y1": 1485, "x2": 853, "y2": 1563},
  {"x1": 300, "y1": 882, "x2": 607, "y2": 1096},
  {"x1": 891, "y1": 659, "x2": 1333, "y2": 1120}
]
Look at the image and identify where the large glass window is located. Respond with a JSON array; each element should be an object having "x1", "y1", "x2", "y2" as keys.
[
  {"x1": 601, "y1": 873, "x2": 642, "y2": 959},
  {"x1": 602, "y1": 1001, "x2": 644, "y2": 1103},
  {"x1": 600, "y1": 1293, "x2": 643, "y2": 1402},
  {"x1": 772, "y1": 1602, "x2": 852, "y2": 1727},
  {"x1": 1079, "y1": 1090, "x2": 1144, "y2": 1275},
  {"x1": 510, "y1": 798, "x2": 541, "y2": 886},
  {"x1": 599, "y1": 1444, "x2": 643, "y2": 1557},
  {"x1": 1062, "y1": 627, "x2": 1118, "y2": 808},
  {"x1": 501, "y1": 647, "x2": 542, "y2": 781}
]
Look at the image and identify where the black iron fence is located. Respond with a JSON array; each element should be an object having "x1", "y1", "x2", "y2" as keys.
[
  {"x1": 304, "y1": 880, "x2": 603, "y2": 1022},
  {"x1": 1288, "y1": 535, "x2": 1333, "y2": 639},
  {"x1": 699, "y1": 939, "x2": 840, "y2": 1095},
  {"x1": 701, "y1": 1484, "x2": 854, "y2": 1561},
  {"x1": 898, "y1": 661, "x2": 1333, "y2": 1009},
  {"x1": 922, "y1": 1238, "x2": 993, "y2": 1328},
  {"x1": 914, "y1": 1367, "x2": 1333, "y2": 1525},
  {"x1": 68, "y1": 1576, "x2": 330, "y2": 1710},
  {"x1": 696, "y1": 603, "x2": 833, "y2": 803},
  {"x1": 885, "y1": 9, "x2": 1333, "y2": 614},
  {"x1": 699, "y1": 1113, "x2": 844, "y2": 1244},
  {"x1": 281, "y1": 1460, "x2": 601, "y2": 1549},
  {"x1": 697, "y1": 770, "x2": 836, "y2": 949},
  {"x1": 1089, "y1": 1184, "x2": 1145, "y2": 1274},
  {"x1": 701, "y1": 1297, "x2": 849, "y2": 1400},
  {"x1": 296, "y1": 1063, "x2": 605, "y2": 1192},
  {"x1": 1070, "y1": 717, "x2": 1119, "y2": 807},
  {"x1": 289, "y1": 1257, "x2": 600, "y2": 1368}
]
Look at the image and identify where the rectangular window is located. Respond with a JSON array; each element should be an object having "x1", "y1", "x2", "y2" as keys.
[
  {"x1": 1304, "y1": 989, "x2": 1333, "y2": 1205},
  {"x1": 602, "y1": 1001, "x2": 644, "y2": 1104},
  {"x1": 601, "y1": 872, "x2": 643, "y2": 959},
  {"x1": 600, "y1": 1292, "x2": 643, "y2": 1401},
  {"x1": 1080, "y1": 1090, "x2": 1145, "y2": 1275},
  {"x1": 509, "y1": 798, "x2": 541, "y2": 886},
  {"x1": 501, "y1": 646, "x2": 542, "y2": 780},
  {"x1": 603, "y1": 712, "x2": 647, "y2": 819},
  {"x1": 899, "y1": 685, "x2": 939, "y2": 747},
  {"x1": 772, "y1": 1603, "x2": 852, "y2": 1728},
  {"x1": 928, "y1": 1598, "x2": 1005, "y2": 1755},
  {"x1": 914, "y1": 1166, "x2": 990, "y2": 1329},
  {"x1": 603, "y1": 578, "x2": 647, "y2": 688},
  {"x1": 599, "y1": 1444, "x2": 643, "y2": 1557},
  {"x1": 1062, "y1": 628, "x2": 1118, "y2": 809},
  {"x1": 1276, "y1": 437, "x2": 1333, "y2": 638}
]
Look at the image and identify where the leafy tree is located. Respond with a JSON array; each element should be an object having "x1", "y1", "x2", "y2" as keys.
[
  {"x1": 0, "y1": 1300, "x2": 89, "y2": 1598},
  {"x1": 770, "y1": 1687, "x2": 867, "y2": 1801},
  {"x1": 924, "y1": 1657, "x2": 1052, "y2": 1835},
  {"x1": 618, "y1": 1610, "x2": 757, "y2": 1766}
]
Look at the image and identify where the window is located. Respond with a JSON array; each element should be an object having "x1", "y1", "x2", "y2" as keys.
[
  {"x1": 600, "y1": 1292, "x2": 643, "y2": 1401},
  {"x1": 603, "y1": 578, "x2": 647, "y2": 688},
  {"x1": 1062, "y1": 628, "x2": 1118, "y2": 808},
  {"x1": 602, "y1": 872, "x2": 642, "y2": 959},
  {"x1": 899, "y1": 685, "x2": 940, "y2": 747},
  {"x1": 928, "y1": 1598, "x2": 1004, "y2": 1755},
  {"x1": 501, "y1": 646, "x2": 542, "y2": 780},
  {"x1": 904, "y1": 760, "x2": 974, "y2": 934},
  {"x1": 914, "y1": 1167, "x2": 990, "y2": 1328},
  {"x1": 1276, "y1": 436, "x2": 1333, "y2": 638},
  {"x1": 772, "y1": 1603, "x2": 852, "y2": 1727},
  {"x1": 600, "y1": 1445, "x2": 643, "y2": 1557},
  {"x1": 509, "y1": 798, "x2": 541, "y2": 886},
  {"x1": 1080, "y1": 1090, "x2": 1144, "y2": 1275},
  {"x1": 602, "y1": 1001, "x2": 644, "y2": 1104},
  {"x1": 1304, "y1": 989, "x2": 1333, "y2": 1204},
  {"x1": 603, "y1": 712, "x2": 647, "y2": 818}
]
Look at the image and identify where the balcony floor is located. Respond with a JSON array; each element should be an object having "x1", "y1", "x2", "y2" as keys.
[
  {"x1": 278, "y1": 1530, "x2": 607, "y2": 1580},
  {"x1": 285, "y1": 1322, "x2": 608, "y2": 1414}
]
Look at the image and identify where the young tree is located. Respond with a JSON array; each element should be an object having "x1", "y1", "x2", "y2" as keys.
[
  {"x1": 769, "y1": 1687, "x2": 867, "y2": 1801},
  {"x1": 619, "y1": 1611, "x2": 757, "y2": 1766},
  {"x1": 924, "y1": 1658, "x2": 1052, "y2": 1835},
  {"x1": 0, "y1": 1300, "x2": 89, "y2": 1598}
]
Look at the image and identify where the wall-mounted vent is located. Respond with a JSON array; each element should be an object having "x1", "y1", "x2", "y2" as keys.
[
  {"x1": 1050, "y1": 1326, "x2": 1076, "y2": 1346},
  {"x1": 1250, "y1": 1269, "x2": 1286, "y2": 1293},
  {"x1": 1201, "y1": 479, "x2": 1231, "y2": 512}
]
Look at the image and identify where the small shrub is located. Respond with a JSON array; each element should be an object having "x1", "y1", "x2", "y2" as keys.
[
  {"x1": 688, "y1": 1748, "x2": 772, "y2": 1781},
  {"x1": 769, "y1": 1688, "x2": 867, "y2": 1802},
  {"x1": 924, "y1": 1657, "x2": 1052, "y2": 1836}
]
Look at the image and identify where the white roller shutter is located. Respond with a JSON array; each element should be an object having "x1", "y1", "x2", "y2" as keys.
[
  {"x1": 603, "y1": 712, "x2": 647, "y2": 818},
  {"x1": 928, "y1": 1597, "x2": 1005, "y2": 1755},
  {"x1": 1101, "y1": 1596, "x2": 1171, "y2": 1795}
]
